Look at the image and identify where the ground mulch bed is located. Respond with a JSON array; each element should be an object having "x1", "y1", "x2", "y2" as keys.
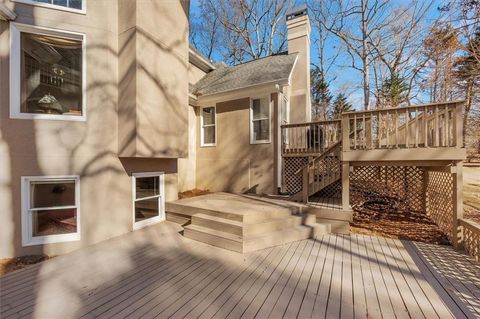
[
  {"x1": 465, "y1": 207, "x2": 480, "y2": 224},
  {"x1": 178, "y1": 188, "x2": 211, "y2": 199},
  {"x1": 0, "y1": 255, "x2": 50, "y2": 276},
  {"x1": 350, "y1": 187, "x2": 450, "y2": 245}
]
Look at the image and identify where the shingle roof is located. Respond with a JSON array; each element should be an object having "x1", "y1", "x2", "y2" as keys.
[{"x1": 192, "y1": 53, "x2": 297, "y2": 96}]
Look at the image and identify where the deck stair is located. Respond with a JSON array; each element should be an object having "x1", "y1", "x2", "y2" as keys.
[
  {"x1": 165, "y1": 193, "x2": 332, "y2": 253},
  {"x1": 289, "y1": 141, "x2": 342, "y2": 202}
]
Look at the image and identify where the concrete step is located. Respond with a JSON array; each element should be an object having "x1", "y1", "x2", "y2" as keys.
[
  {"x1": 316, "y1": 218, "x2": 350, "y2": 234},
  {"x1": 192, "y1": 213, "x2": 243, "y2": 236},
  {"x1": 306, "y1": 207, "x2": 353, "y2": 222},
  {"x1": 244, "y1": 225, "x2": 313, "y2": 253},
  {"x1": 166, "y1": 202, "x2": 243, "y2": 222},
  {"x1": 183, "y1": 224, "x2": 243, "y2": 253},
  {"x1": 167, "y1": 201, "x2": 293, "y2": 223},
  {"x1": 166, "y1": 212, "x2": 191, "y2": 225}
]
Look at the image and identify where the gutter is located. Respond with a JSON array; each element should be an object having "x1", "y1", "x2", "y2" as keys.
[{"x1": 0, "y1": 3, "x2": 16, "y2": 21}]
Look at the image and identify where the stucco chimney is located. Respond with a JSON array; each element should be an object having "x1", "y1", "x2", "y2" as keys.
[{"x1": 286, "y1": 6, "x2": 311, "y2": 123}]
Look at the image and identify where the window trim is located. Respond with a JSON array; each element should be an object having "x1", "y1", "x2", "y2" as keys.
[
  {"x1": 200, "y1": 106, "x2": 217, "y2": 147},
  {"x1": 21, "y1": 175, "x2": 81, "y2": 246},
  {"x1": 9, "y1": 22, "x2": 87, "y2": 122},
  {"x1": 11, "y1": 0, "x2": 86, "y2": 14},
  {"x1": 250, "y1": 95, "x2": 271, "y2": 144},
  {"x1": 132, "y1": 172, "x2": 165, "y2": 230}
]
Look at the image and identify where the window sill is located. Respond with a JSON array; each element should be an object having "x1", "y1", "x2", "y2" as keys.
[
  {"x1": 250, "y1": 140, "x2": 271, "y2": 145},
  {"x1": 200, "y1": 143, "x2": 217, "y2": 148},
  {"x1": 133, "y1": 216, "x2": 165, "y2": 230},
  {"x1": 10, "y1": 113, "x2": 86, "y2": 122},
  {"x1": 11, "y1": 0, "x2": 86, "y2": 14},
  {"x1": 22, "y1": 232, "x2": 80, "y2": 247}
]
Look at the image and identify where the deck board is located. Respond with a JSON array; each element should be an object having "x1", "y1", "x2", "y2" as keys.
[{"x1": 1, "y1": 221, "x2": 479, "y2": 319}]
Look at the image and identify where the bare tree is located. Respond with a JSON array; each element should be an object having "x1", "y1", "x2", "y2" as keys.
[
  {"x1": 368, "y1": 0, "x2": 433, "y2": 105},
  {"x1": 316, "y1": 0, "x2": 393, "y2": 110},
  {"x1": 192, "y1": 0, "x2": 294, "y2": 64}
]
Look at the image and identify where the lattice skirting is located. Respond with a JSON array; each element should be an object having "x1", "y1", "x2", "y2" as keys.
[
  {"x1": 283, "y1": 157, "x2": 309, "y2": 194},
  {"x1": 459, "y1": 219, "x2": 480, "y2": 262},
  {"x1": 426, "y1": 170, "x2": 454, "y2": 242},
  {"x1": 350, "y1": 166, "x2": 425, "y2": 212}
]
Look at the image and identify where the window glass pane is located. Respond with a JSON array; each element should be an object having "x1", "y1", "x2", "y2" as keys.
[
  {"x1": 252, "y1": 98, "x2": 269, "y2": 120},
  {"x1": 203, "y1": 126, "x2": 215, "y2": 144},
  {"x1": 135, "y1": 176, "x2": 160, "y2": 199},
  {"x1": 33, "y1": 0, "x2": 51, "y2": 3},
  {"x1": 53, "y1": 0, "x2": 67, "y2": 6},
  {"x1": 135, "y1": 198, "x2": 159, "y2": 222},
  {"x1": 30, "y1": 180, "x2": 75, "y2": 208},
  {"x1": 254, "y1": 119, "x2": 270, "y2": 141},
  {"x1": 68, "y1": 0, "x2": 82, "y2": 9},
  {"x1": 32, "y1": 208, "x2": 77, "y2": 237},
  {"x1": 21, "y1": 32, "x2": 83, "y2": 116},
  {"x1": 202, "y1": 107, "x2": 215, "y2": 125}
]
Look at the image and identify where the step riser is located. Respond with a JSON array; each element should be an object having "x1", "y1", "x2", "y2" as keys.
[
  {"x1": 316, "y1": 218, "x2": 350, "y2": 234},
  {"x1": 244, "y1": 228, "x2": 313, "y2": 252},
  {"x1": 166, "y1": 203, "x2": 243, "y2": 222},
  {"x1": 243, "y1": 217, "x2": 303, "y2": 237},
  {"x1": 184, "y1": 228, "x2": 243, "y2": 253},
  {"x1": 192, "y1": 215, "x2": 242, "y2": 236},
  {"x1": 166, "y1": 212, "x2": 191, "y2": 225},
  {"x1": 306, "y1": 208, "x2": 353, "y2": 222},
  {"x1": 242, "y1": 211, "x2": 293, "y2": 223}
]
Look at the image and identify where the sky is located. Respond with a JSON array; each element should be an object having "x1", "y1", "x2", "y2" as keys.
[{"x1": 189, "y1": 0, "x2": 446, "y2": 110}]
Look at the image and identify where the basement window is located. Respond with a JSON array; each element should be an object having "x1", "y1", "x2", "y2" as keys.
[
  {"x1": 201, "y1": 106, "x2": 216, "y2": 146},
  {"x1": 21, "y1": 176, "x2": 80, "y2": 246},
  {"x1": 12, "y1": 0, "x2": 85, "y2": 13},
  {"x1": 250, "y1": 97, "x2": 271, "y2": 144},
  {"x1": 132, "y1": 172, "x2": 165, "y2": 230},
  {"x1": 10, "y1": 23, "x2": 86, "y2": 121}
]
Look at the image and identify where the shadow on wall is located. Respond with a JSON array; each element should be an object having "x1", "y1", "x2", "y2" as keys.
[
  {"x1": 195, "y1": 98, "x2": 275, "y2": 194},
  {"x1": 0, "y1": 1, "x2": 189, "y2": 317}
]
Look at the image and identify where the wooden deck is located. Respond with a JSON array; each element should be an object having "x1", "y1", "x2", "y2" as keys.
[{"x1": 1, "y1": 222, "x2": 479, "y2": 319}]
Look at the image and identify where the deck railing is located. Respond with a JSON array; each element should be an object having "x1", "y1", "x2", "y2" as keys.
[
  {"x1": 281, "y1": 119, "x2": 341, "y2": 156},
  {"x1": 341, "y1": 101, "x2": 464, "y2": 151}
]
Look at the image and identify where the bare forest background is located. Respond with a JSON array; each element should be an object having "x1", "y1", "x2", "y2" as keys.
[{"x1": 189, "y1": 0, "x2": 480, "y2": 159}]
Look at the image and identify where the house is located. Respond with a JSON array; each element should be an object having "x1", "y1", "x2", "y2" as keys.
[
  {"x1": 0, "y1": 0, "x2": 312, "y2": 258},
  {"x1": 0, "y1": 1, "x2": 468, "y2": 259}
]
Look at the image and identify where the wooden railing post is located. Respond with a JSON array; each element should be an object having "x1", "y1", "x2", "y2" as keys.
[
  {"x1": 302, "y1": 166, "x2": 309, "y2": 203},
  {"x1": 452, "y1": 161, "x2": 464, "y2": 249},
  {"x1": 455, "y1": 102, "x2": 464, "y2": 148},
  {"x1": 341, "y1": 115, "x2": 349, "y2": 152},
  {"x1": 342, "y1": 161, "x2": 350, "y2": 210}
]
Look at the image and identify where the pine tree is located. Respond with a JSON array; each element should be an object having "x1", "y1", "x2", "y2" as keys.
[
  {"x1": 311, "y1": 65, "x2": 332, "y2": 120},
  {"x1": 331, "y1": 93, "x2": 354, "y2": 119},
  {"x1": 379, "y1": 73, "x2": 409, "y2": 108}
]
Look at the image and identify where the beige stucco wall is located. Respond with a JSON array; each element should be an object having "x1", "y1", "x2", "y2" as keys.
[
  {"x1": 118, "y1": 0, "x2": 189, "y2": 158},
  {"x1": 196, "y1": 94, "x2": 278, "y2": 194},
  {"x1": 0, "y1": 0, "x2": 186, "y2": 258}
]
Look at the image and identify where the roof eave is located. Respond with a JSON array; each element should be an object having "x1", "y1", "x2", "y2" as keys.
[{"x1": 189, "y1": 47, "x2": 215, "y2": 72}]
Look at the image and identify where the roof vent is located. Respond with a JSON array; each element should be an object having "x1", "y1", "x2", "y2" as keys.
[{"x1": 286, "y1": 6, "x2": 307, "y2": 21}]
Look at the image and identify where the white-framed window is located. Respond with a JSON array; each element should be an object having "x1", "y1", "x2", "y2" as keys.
[
  {"x1": 132, "y1": 172, "x2": 165, "y2": 230},
  {"x1": 11, "y1": 0, "x2": 86, "y2": 14},
  {"x1": 10, "y1": 23, "x2": 86, "y2": 121},
  {"x1": 281, "y1": 94, "x2": 289, "y2": 145},
  {"x1": 200, "y1": 106, "x2": 216, "y2": 146},
  {"x1": 250, "y1": 96, "x2": 271, "y2": 144},
  {"x1": 21, "y1": 176, "x2": 80, "y2": 246}
]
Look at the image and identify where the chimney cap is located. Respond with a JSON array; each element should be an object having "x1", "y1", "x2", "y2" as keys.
[{"x1": 286, "y1": 6, "x2": 307, "y2": 21}]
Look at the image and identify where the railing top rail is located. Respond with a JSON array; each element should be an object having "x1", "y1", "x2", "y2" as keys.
[
  {"x1": 341, "y1": 100, "x2": 465, "y2": 117},
  {"x1": 281, "y1": 119, "x2": 341, "y2": 128}
]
